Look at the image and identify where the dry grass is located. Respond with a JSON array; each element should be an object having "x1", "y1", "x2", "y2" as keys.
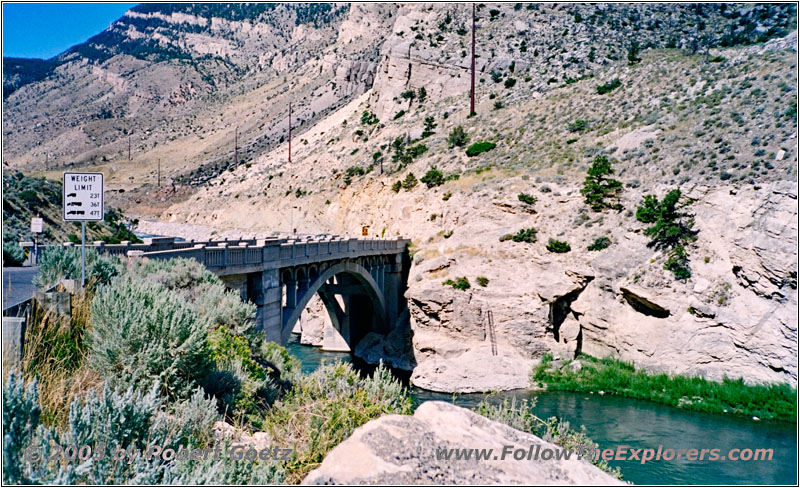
[{"x1": 19, "y1": 291, "x2": 103, "y2": 428}]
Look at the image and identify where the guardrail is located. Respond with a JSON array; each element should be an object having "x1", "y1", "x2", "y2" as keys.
[{"x1": 20, "y1": 236, "x2": 410, "y2": 271}]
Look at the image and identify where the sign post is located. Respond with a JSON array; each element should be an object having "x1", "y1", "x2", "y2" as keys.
[
  {"x1": 30, "y1": 217, "x2": 43, "y2": 265},
  {"x1": 63, "y1": 172, "x2": 104, "y2": 287}
]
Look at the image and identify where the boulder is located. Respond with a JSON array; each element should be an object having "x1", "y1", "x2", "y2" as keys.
[{"x1": 303, "y1": 401, "x2": 623, "y2": 485}]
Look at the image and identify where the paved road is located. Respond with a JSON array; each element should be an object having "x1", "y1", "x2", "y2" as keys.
[{"x1": 2, "y1": 267, "x2": 38, "y2": 310}]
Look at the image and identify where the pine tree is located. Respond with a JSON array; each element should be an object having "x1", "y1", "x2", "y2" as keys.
[{"x1": 580, "y1": 156, "x2": 622, "y2": 211}]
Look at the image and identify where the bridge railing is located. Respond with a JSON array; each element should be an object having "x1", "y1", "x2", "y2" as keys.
[{"x1": 20, "y1": 235, "x2": 409, "y2": 269}]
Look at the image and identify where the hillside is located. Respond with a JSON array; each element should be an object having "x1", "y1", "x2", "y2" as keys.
[
  {"x1": 2, "y1": 172, "x2": 139, "y2": 265},
  {"x1": 3, "y1": 3, "x2": 798, "y2": 391}
]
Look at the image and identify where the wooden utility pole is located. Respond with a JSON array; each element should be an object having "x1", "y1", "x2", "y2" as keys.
[
  {"x1": 288, "y1": 102, "x2": 292, "y2": 163},
  {"x1": 128, "y1": 135, "x2": 131, "y2": 161},
  {"x1": 470, "y1": 3, "x2": 476, "y2": 116},
  {"x1": 234, "y1": 127, "x2": 238, "y2": 167},
  {"x1": 157, "y1": 159, "x2": 161, "y2": 187}
]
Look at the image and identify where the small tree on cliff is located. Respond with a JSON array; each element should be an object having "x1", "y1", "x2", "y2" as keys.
[
  {"x1": 581, "y1": 155, "x2": 622, "y2": 211},
  {"x1": 636, "y1": 188, "x2": 697, "y2": 280}
]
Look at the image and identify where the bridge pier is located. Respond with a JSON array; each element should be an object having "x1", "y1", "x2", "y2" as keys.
[
  {"x1": 249, "y1": 268, "x2": 283, "y2": 344},
  {"x1": 384, "y1": 254, "x2": 403, "y2": 331}
]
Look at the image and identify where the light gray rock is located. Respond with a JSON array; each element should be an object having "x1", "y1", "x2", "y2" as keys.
[{"x1": 303, "y1": 401, "x2": 623, "y2": 485}]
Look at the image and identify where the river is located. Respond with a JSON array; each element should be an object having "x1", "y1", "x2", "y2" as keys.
[{"x1": 285, "y1": 337, "x2": 798, "y2": 485}]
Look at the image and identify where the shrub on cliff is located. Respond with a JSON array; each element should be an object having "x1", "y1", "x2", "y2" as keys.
[
  {"x1": 596, "y1": 78, "x2": 622, "y2": 94},
  {"x1": 448, "y1": 126, "x2": 469, "y2": 148},
  {"x1": 443, "y1": 277, "x2": 470, "y2": 290},
  {"x1": 588, "y1": 236, "x2": 611, "y2": 251},
  {"x1": 580, "y1": 155, "x2": 622, "y2": 212},
  {"x1": 500, "y1": 227, "x2": 537, "y2": 243},
  {"x1": 422, "y1": 116, "x2": 437, "y2": 138},
  {"x1": 465, "y1": 141, "x2": 496, "y2": 157},
  {"x1": 420, "y1": 167, "x2": 445, "y2": 188},
  {"x1": 546, "y1": 239, "x2": 571, "y2": 253},
  {"x1": 636, "y1": 188, "x2": 697, "y2": 280},
  {"x1": 401, "y1": 172, "x2": 418, "y2": 190}
]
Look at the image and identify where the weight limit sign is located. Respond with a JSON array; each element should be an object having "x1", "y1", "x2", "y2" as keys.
[{"x1": 63, "y1": 172, "x2": 104, "y2": 221}]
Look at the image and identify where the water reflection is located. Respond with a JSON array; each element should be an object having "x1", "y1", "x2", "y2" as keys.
[{"x1": 285, "y1": 337, "x2": 797, "y2": 485}]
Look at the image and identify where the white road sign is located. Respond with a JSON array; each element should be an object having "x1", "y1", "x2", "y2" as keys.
[
  {"x1": 31, "y1": 217, "x2": 43, "y2": 233},
  {"x1": 63, "y1": 172, "x2": 104, "y2": 221}
]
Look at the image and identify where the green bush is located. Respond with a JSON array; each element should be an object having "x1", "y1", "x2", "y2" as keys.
[
  {"x1": 393, "y1": 110, "x2": 406, "y2": 120},
  {"x1": 567, "y1": 119, "x2": 588, "y2": 132},
  {"x1": 391, "y1": 181, "x2": 402, "y2": 193},
  {"x1": 422, "y1": 116, "x2": 437, "y2": 138},
  {"x1": 443, "y1": 277, "x2": 471, "y2": 290},
  {"x1": 3, "y1": 238, "x2": 25, "y2": 266},
  {"x1": 33, "y1": 246, "x2": 122, "y2": 290},
  {"x1": 465, "y1": 141, "x2": 496, "y2": 157},
  {"x1": 343, "y1": 165, "x2": 366, "y2": 185},
  {"x1": 504, "y1": 77, "x2": 517, "y2": 88},
  {"x1": 636, "y1": 189, "x2": 696, "y2": 249},
  {"x1": 407, "y1": 144, "x2": 428, "y2": 158},
  {"x1": 401, "y1": 172, "x2": 418, "y2": 190},
  {"x1": 127, "y1": 257, "x2": 217, "y2": 291},
  {"x1": 88, "y1": 276, "x2": 212, "y2": 398},
  {"x1": 546, "y1": 239, "x2": 571, "y2": 253},
  {"x1": 400, "y1": 89, "x2": 416, "y2": 100},
  {"x1": 588, "y1": 236, "x2": 611, "y2": 251},
  {"x1": 636, "y1": 189, "x2": 696, "y2": 279},
  {"x1": 664, "y1": 245, "x2": 692, "y2": 281},
  {"x1": 360, "y1": 110, "x2": 378, "y2": 125},
  {"x1": 476, "y1": 276, "x2": 489, "y2": 287},
  {"x1": 580, "y1": 155, "x2": 622, "y2": 212},
  {"x1": 206, "y1": 328, "x2": 279, "y2": 425},
  {"x1": 261, "y1": 362, "x2": 411, "y2": 483},
  {"x1": 508, "y1": 227, "x2": 537, "y2": 243},
  {"x1": 627, "y1": 42, "x2": 641, "y2": 65},
  {"x1": 596, "y1": 78, "x2": 622, "y2": 94},
  {"x1": 3, "y1": 372, "x2": 282, "y2": 485},
  {"x1": 517, "y1": 193, "x2": 536, "y2": 205},
  {"x1": 448, "y1": 126, "x2": 469, "y2": 147},
  {"x1": 420, "y1": 166, "x2": 445, "y2": 188}
]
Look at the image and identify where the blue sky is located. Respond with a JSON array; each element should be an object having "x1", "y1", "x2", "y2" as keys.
[{"x1": 3, "y1": 3, "x2": 139, "y2": 59}]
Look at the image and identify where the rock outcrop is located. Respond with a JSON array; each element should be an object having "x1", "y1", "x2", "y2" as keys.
[{"x1": 303, "y1": 401, "x2": 623, "y2": 485}]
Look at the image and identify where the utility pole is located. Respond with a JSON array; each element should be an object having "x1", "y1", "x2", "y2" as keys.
[
  {"x1": 234, "y1": 127, "x2": 238, "y2": 167},
  {"x1": 288, "y1": 102, "x2": 292, "y2": 163},
  {"x1": 470, "y1": 3, "x2": 476, "y2": 117},
  {"x1": 157, "y1": 159, "x2": 161, "y2": 188},
  {"x1": 128, "y1": 135, "x2": 131, "y2": 161}
]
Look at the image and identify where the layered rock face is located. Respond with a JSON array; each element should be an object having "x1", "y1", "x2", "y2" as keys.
[
  {"x1": 303, "y1": 401, "x2": 623, "y2": 485},
  {"x1": 404, "y1": 181, "x2": 797, "y2": 392}
]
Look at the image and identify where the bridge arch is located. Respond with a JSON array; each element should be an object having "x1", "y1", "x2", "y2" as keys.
[{"x1": 281, "y1": 260, "x2": 386, "y2": 344}]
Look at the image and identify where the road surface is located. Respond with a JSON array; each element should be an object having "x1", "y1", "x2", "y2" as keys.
[{"x1": 2, "y1": 267, "x2": 38, "y2": 310}]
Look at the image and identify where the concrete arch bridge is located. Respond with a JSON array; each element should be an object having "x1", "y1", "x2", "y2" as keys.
[{"x1": 33, "y1": 236, "x2": 411, "y2": 349}]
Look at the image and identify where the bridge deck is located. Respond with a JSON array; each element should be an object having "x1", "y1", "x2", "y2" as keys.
[{"x1": 20, "y1": 236, "x2": 410, "y2": 275}]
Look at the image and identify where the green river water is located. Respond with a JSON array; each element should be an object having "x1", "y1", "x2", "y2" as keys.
[{"x1": 285, "y1": 337, "x2": 797, "y2": 485}]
